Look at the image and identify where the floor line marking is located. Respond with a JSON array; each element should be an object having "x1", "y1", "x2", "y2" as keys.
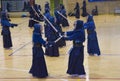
[
  {"x1": 0, "y1": 67, "x2": 28, "y2": 72},
  {"x1": 9, "y1": 41, "x2": 32, "y2": 56}
]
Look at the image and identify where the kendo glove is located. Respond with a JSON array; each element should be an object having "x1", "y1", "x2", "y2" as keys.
[
  {"x1": 61, "y1": 32, "x2": 65, "y2": 36},
  {"x1": 11, "y1": 25, "x2": 14, "y2": 28},
  {"x1": 13, "y1": 24, "x2": 18, "y2": 27},
  {"x1": 11, "y1": 24, "x2": 18, "y2": 28},
  {"x1": 46, "y1": 41, "x2": 55, "y2": 48}
]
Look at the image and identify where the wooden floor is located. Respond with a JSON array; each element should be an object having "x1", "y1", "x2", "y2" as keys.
[{"x1": 0, "y1": 15, "x2": 120, "y2": 81}]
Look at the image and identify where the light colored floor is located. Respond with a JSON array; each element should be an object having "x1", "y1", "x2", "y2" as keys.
[{"x1": 0, "y1": 15, "x2": 120, "y2": 81}]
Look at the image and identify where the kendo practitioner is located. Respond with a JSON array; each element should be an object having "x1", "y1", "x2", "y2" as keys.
[
  {"x1": 1, "y1": 10, "x2": 18, "y2": 49},
  {"x1": 44, "y1": 8, "x2": 51, "y2": 38},
  {"x1": 59, "y1": 4, "x2": 69, "y2": 27},
  {"x1": 54, "y1": 10, "x2": 66, "y2": 47},
  {"x1": 22, "y1": 1, "x2": 30, "y2": 11},
  {"x1": 6, "y1": 3, "x2": 11, "y2": 12},
  {"x1": 29, "y1": 23, "x2": 48, "y2": 78},
  {"x1": 63, "y1": 20, "x2": 86, "y2": 78},
  {"x1": 44, "y1": 1, "x2": 50, "y2": 12},
  {"x1": 81, "y1": 0, "x2": 88, "y2": 17},
  {"x1": 92, "y1": 5, "x2": 98, "y2": 16},
  {"x1": 45, "y1": 16, "x2": 59, "y2": 57},
  {"x1": 28, "y1": 0, "x2": 43, "y2": 28},
  {"x1": 22, "y1": 1, "x2": 27, "y2": 11},
  {"x1": 84, "y1": 15, "x2": 100, "y2": 56},
  {"x1": 74, "y1": 2, "x2": 80, "y2": 19}
]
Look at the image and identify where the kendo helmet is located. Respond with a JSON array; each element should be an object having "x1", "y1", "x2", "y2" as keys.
[
  {"x1": 74, "y1": 20, "x2": 83, "y2": 31},
  {"x1": 87, "y1": 15, "x2": 93, "y2": 22},
  {"x1": 33, "y1": 24, "x2": 42, "y2": 33},
  {"x1": 1, "y1": 10, "x2": 8, "y2": 20}
]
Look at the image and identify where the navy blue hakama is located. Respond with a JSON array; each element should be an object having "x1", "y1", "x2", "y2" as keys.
[
  {"x1": 45, "y1": 44, "x2": 59, "y2": 57},
  {"x1": 2, "y1": 33, "x2": 12, "y2": 48},
  {"x1": 29, "y1": 45, "x2": 48, "y2": 78},
  {"x1": 67, "y1": 46, "x2": 86, "y2": 75}
]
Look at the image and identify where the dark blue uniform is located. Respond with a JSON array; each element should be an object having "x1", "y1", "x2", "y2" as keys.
[
  {"x1": 64, "y1": 20, "x2": 86, "y2": 77},
  {"x1": 54, "y1": 10, "x2": 66, "y2": 47},
  {"x1": 29, "y1": 24, "x2": 48, "y2": 78},
  {"x1": 28, "y1": 4, "x2": 42, "y2": 27},
  {"x1": 44, "y1": 9, "x2": 51, "y2": 38},
  {"x1": 84, "y1": 15, "x2": 100, "y2": 56},
  {"x1": 1, "y1": 11, "x2": 17, "y2": 49},
  {"x1": 45, "y1": 16, "x2": 59, "y2": 57},
  {"x1": 81, "y1": 0, "x2": 88, "y2": 17},
  {"x1": 44, "y1": 2, "x2": 50, "y2": 12},
  {"x1": 59, "y1": 5, "x2": 69, "y2": 27},
  {"x1": 74, "y1": 2, "x2": 80, "y2": 19}
]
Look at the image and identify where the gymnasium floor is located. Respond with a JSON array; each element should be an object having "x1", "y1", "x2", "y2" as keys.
[{"x1": 0, "y1": 14, "x2": 120, "y2": 81}]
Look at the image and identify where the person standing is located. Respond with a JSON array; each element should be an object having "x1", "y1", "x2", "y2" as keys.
[
  {"x1": 84, "y1": 15, "x2": 101, "y2": 56},
  {"x1": 81, "y1": 0, "x2": 88, "y2": 17},
  {"x1": 22, "y1": 1, "x2": 27, "y2": 11},
  {"x1": 59, "y1": 4, "x2": 69, "y2": 27},
  {"x1": 74, "y1": 2, "x2": 80, "y2": 19},
  {"x1": 6, "y1": 3, "x2": 11, "y2": 12},
  {"x1": 1, "y1": 10, "x2": 18, "y2": 49},
  {"x1": 92, "y1": 5, "x2": 98, "y2": 16},
  {"x1": 29, "y1": 23, "x2": 48, "y2": 78},
  {"x1": 44, "y1": 16, "x2": 60, "y2": 57},
  {"x1": 28, "y1": 0, "x2": 42, "y2": 28},
  {"x1": 44, "y1": 8, "x2": 51, "y2": 38},
  {"x1": 44, "y1": 1, "x2": 50, "y2": 12},
  {"x1": 54, "y1": 10, "x2": 66, "y2": 47},
  {"x1": 63, "y1": 20, "x2": 86, "y2": 78}
]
